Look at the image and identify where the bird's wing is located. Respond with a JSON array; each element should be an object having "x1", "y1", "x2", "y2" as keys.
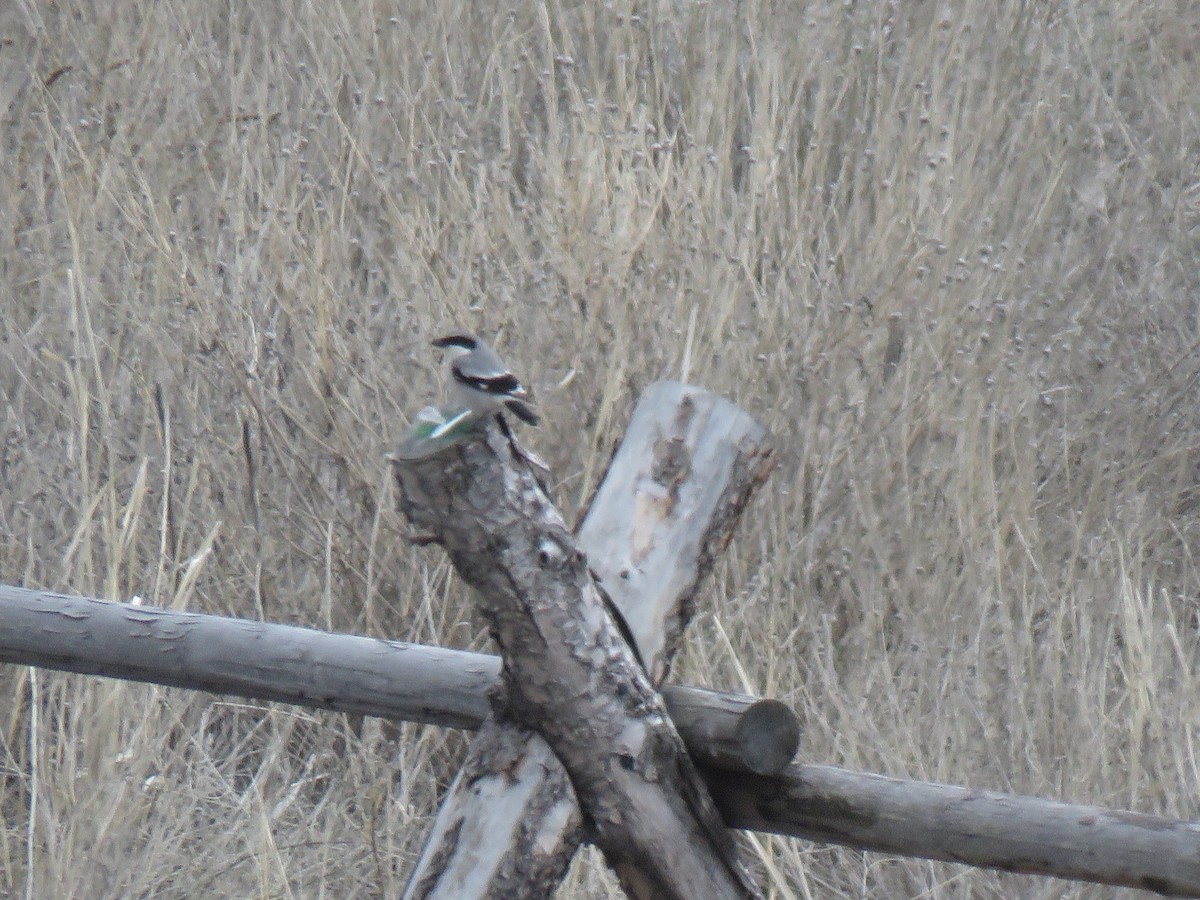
[
  {"x1": 451, "y1": 357, "x2": 526, "y2": 396},
  {"x1": 429, "y1": 408, "x2": 474, "y2": 439}
]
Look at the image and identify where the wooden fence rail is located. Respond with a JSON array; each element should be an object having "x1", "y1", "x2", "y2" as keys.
[{"x1": 2, "y1": 585, "x2": 1197, "y2": 895}]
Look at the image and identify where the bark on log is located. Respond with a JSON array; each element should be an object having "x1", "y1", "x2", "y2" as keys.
[
  {"x1": 0, "y1": 585, "x2": 793, "y2": 774},
  {"x1": 399, "y1": 382, "x2": 774, "y2": 898},
  {"x1": 2, "y1": 586, "x2": 1198, "y2": 894},
  {"x1": 392, "y1": 384, "x2": 772, "y2": 899}
]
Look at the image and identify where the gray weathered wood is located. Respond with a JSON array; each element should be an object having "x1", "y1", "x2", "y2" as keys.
[
  {"x1": 398, "y1": 382, "x2": 774, "y2": 898},
  {"x1": 393, "y1": 385, "x2": 772, "y2": 899},
  {"x1": 576, "y1": 382, "x2": 775, "y2": 684},
  {"x1": 2, "y1": 585, "x2": 1198, "y2": 894},
  {"x1": 709, "y1": 763, "x2": 1200, "y2": 897},
  {"x1": 663, "y1": 689, "x2": 800, "y2": 777},
  {"x1": 397, "y1": 716, "x2": 587, "y2": 900},
  {"x1": 0, "y1": 585, "x2": 796, "y2": 775},
  {"x1": 402, "y1": 725, "x2": 583, "y2": 900}
]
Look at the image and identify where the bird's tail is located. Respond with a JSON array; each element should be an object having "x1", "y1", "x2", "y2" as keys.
[{"x1": 505, "y1": 398, "x2": 540, "y2": 426}]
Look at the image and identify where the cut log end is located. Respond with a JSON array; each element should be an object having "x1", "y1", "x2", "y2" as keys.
[{"x1": 735, "y1": 699, "x2": 801, "y2": 776}]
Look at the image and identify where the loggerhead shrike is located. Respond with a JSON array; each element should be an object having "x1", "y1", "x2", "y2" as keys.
[{"x1": 430, "y1": 333, "x2": 539, "y2": 437}]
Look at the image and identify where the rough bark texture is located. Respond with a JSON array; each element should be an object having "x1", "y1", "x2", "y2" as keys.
[
  {"x1": 393, "y1": 387, "x2": 770, "y2": 899},
  {"x1": 0, "y1": 585, "x2": 796, "y2": 774},
  {"x1": 399, "y1": 381, "x2": 774, "y2": 898}
]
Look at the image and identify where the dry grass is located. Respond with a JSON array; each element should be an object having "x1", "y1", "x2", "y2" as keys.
[{"x1": 2, "y1": 1, "x2": 1199, "y2": 896}]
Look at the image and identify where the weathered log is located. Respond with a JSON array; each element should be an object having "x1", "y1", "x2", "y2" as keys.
[
  {"x1": 574, "y1": 384, "x2": 775, "y2": 685},
  {"x1": 402, "y1": 725, "x2": 583, "y2": 899},
  {"x1": 392, "y1": 384, "x2": 771, "y2": 899},
  {"x1": 2, "y1": 585, "x2": 1198, "y2": 894},
  {"x1": 398, "y1": 382, "x2": 773, "y2": 897},
  {"x1": 0, "y1": 584, "x2": 797, "y2": 775},
  {"x1": 709, "y1": 764, "x2": 1200, "y2": 897},
  {"x1": 664, "y1": 689, "x2": 799, "y2": 777}
]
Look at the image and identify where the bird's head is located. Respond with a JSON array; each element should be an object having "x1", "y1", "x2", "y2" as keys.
[{"x1": 431, "y1": 333, "x2": 478, "y2": 360}]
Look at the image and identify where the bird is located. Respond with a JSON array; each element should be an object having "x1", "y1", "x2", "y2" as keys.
[{"x1": 430, "y1": 333, "x2": 540, "y2": 437}]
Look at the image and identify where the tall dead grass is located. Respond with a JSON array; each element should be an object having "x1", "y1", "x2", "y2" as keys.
[{"x1": 2, "y1": 1, "x2": 1198, "y2": 896}]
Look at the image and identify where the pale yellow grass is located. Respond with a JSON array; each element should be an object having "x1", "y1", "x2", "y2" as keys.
[{"x1": 2, "y1": 1, "x2": 1198, "y2": 897}]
